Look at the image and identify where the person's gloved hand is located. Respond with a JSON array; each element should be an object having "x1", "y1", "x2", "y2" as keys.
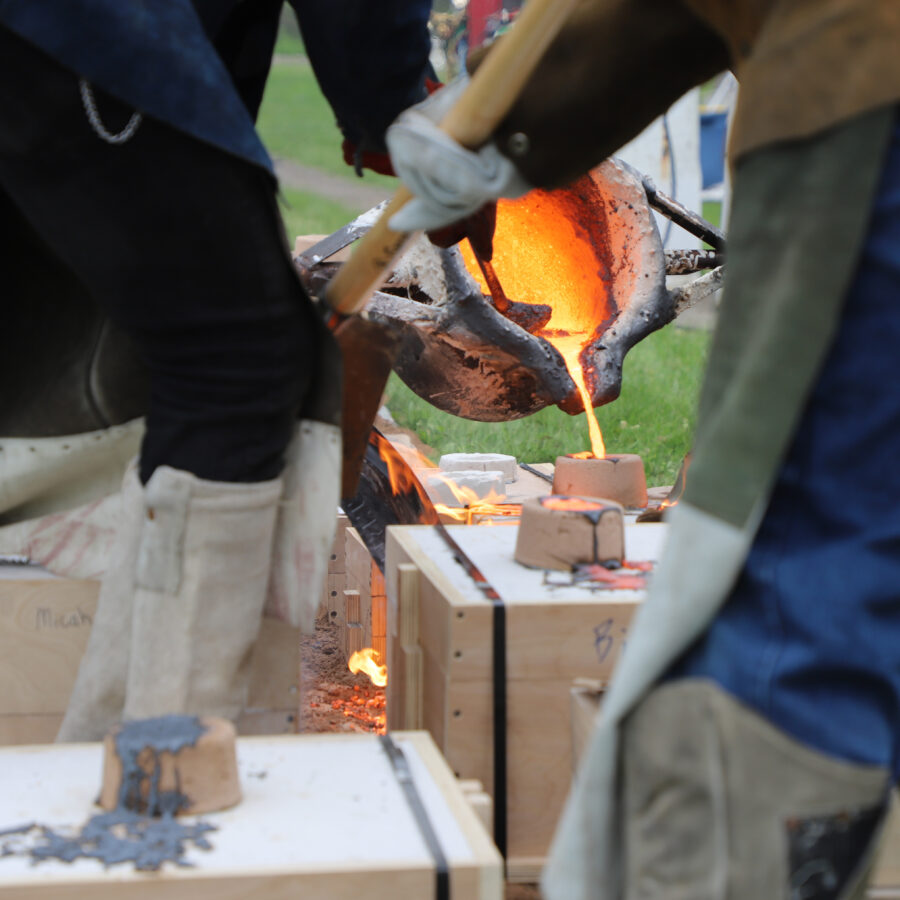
[{"x1": 386, "y1": 77, "x2": 532, "y2": 235}]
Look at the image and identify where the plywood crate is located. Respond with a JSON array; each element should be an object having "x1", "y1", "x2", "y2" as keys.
[
  {"x1": 343, "y1": 527, "x2": 387, "y2": 662},
  {"x1": 0, "y1": 730, "x2": 502, "y2": 899},
  {"x1": 0, "y1": 570, "x2": 300, "y2": 745},
  {"x1": 385, "y1": 522, "x2": 666, "y2": 881}
]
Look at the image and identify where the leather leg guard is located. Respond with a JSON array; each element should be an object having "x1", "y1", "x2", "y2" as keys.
[
  {"x1": 123, "y1": 466, "x2": 281, "y2": 721},
  {"x1": 56, "y1": 465, "x2": 145, "y2": 742},
  {"x1": 620, "y1": 680, "x2": 890, "y2": 900}
]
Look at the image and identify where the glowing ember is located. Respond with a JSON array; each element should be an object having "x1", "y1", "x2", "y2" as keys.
[
  {"x1": 436, "y1": 500, "x2": 522, "y2": 525},
  {"x1": 540, "y1": 496, "x2": 605, "y2": 512},
  {"x1": 348, "y1": 648, "x2": 388, "y2": 687},
  {"x1": 460, "y1": 184, "x2": 612, "y2": 459},
  {"x1": 325, "y1": 688, "x2": 386, "y2": 734}
]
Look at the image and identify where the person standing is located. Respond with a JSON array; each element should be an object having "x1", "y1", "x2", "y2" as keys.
[
  {"x1": 385, "y1": 1, "x2": 900, "y2": 895},
  {"x1": 0, "y1": 0, "x2": 432, "y2": 741}
]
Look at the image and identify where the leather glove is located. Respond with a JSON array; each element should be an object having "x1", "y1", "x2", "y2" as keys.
[
  {"x1": 341, "y1": 78, "x2": 446, "y2": 178},
  {"x1": 386, "y1": 77, "x2": 531, "y2": 234},
  {"x1": 341, "y1": 139, "x2": 395, "y2": 176}
]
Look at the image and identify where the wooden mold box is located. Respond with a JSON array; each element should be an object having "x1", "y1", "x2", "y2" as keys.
[
  {"x1": 0, "y1": 567, "x2": 301, "y2": 744},
  {"x1": 385, "y1": 522, "x2": 667, "y2": 881},
  {"x1": 567, "y1": 682, "x2": 900, "y2": 899},
  {"x1": 0, "y1": 731, "x2": 502, "y2": 899}
]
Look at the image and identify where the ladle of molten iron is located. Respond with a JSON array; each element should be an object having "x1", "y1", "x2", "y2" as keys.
[{"x1": 325, "y1": 0, "x2": 580, "y2": 499}]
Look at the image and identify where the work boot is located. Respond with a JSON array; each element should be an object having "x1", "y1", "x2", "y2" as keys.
[
  {"x1": 57, "y1": 464, "x2": 145, "y2": 742},
  {"x1": 122, "y1": 466, "x2": 281, "y2": 721}
]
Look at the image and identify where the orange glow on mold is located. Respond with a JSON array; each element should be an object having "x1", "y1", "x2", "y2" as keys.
[{"x1": 541, "y1": 497, "x2": 605, "y2": 512}]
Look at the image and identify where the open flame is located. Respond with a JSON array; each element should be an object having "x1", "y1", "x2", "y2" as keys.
[
  {"x1": 348, "y1": 647, "x2": 388, "y2": 687},
  {"x1": 459, "y1": 182, "x2": 614, "y2": 459},
  {"x1": 372, "y1": 431, "x2": 436, "y2": 513},
  {"x1": 373, "y1": 435, "x2": 523, "y2": 524},
  {"x1": 430, "y1": 473, "x2": 522, "y2": 524}
]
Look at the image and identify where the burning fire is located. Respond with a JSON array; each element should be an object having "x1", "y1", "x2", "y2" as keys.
[
  {"x1": 374, "y1": 435, "x2": 523, "y2": 524},
  {"x1": 348, "y1": 647, "x2": 387, "y2": 687},
  {"x1": 372, "y1": 431, "x2": 437, "y2": 518},
  {"x1": 460, "y1": 182, "x2": 614, "y2": 459},
  {"x1": 430, "y1": 474, "x2": 521, "y2": 524}
]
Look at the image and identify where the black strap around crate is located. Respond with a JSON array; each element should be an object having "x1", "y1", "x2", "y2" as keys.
[
  {"x1": 380, "y1": 734, "x2": 450, "y2": 900},
  {"x1": 433, "y1": 522, "x2": 509, "y2": 864},
  {"x1": 491, "y1": 599, "x2": 508, "y2": 862}
]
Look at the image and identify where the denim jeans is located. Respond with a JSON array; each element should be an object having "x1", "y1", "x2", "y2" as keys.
[{"x1": 670, "y1": 112, "x2": 900, "y2": 779}]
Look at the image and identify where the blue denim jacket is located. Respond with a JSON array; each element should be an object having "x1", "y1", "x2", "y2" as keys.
[
  {"x1": 670, "y1": 113, "x2": 900, "y2": 780},
  {"x1": 0, "y1": 0, "x2": 432, "y2": 172}
]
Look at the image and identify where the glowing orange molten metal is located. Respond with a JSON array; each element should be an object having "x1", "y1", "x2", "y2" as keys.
[
  {"x1": 541, "y1": 496, "x2": 605, "y2": 512},
  {"x1": 348, "y1": 648, "x2": 388, "y2": 687},
  {"x1": 460, "y1": 186, "x2": 610, "y2": 459}
]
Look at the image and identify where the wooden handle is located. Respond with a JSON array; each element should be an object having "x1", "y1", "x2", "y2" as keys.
[{"x1": 325, "y1": 0, "x2": 579, "y2": 316}]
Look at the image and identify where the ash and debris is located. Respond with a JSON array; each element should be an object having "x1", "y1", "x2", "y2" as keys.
[
  {"x1": 300, "y1": 616, "x2": 386, "y2": 735},
  {"x1": 0, "y1": 715, "x2": 217, "y2": 872}
]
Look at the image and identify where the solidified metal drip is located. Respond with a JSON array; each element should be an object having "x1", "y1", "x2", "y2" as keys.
[
  {"x1": 115, "y1": 715, "x2": 205, "y2": 816},
  {"x1": 0, "y1": 715, "x2": 217, "y2": 871},
  {"x1": 25, "y1": 810, "x2": 216, "y2": 871}
]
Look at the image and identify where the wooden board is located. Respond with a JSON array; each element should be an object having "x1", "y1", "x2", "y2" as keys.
[
  {"x1": 385, "y1": 522, "x2": 665, "y2": 873},
  {"x1": 0, "y1": 577, "x2": 300, "y2": 744},
  {"x1": 0, "y1": 731, "x2": 502, "y2": 899}
]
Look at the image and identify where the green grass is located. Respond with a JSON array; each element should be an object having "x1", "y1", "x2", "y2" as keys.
[
  {"x1": 385, "y1": 325, "x2": 710, "y2": 486},
  {"x1": 273, "y1": 30, "x2": 306, "y2": 56},
  {"x1": 256, "y1": 63, "x2": 396, "y2": 191},
  {"x1": 276, "y1": 186, "x2": 358, "y2": 243},
  {"x1": 702, "y1": 201, "x2": 723, "y2": 229}
]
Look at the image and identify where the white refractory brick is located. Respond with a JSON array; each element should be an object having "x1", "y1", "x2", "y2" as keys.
[
  {"x1": 425, "y1": 470, "x2": 506, "y2": 507},
  {"x1": 439, "y1": 453, "x2": 518, "y2": 483}
]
